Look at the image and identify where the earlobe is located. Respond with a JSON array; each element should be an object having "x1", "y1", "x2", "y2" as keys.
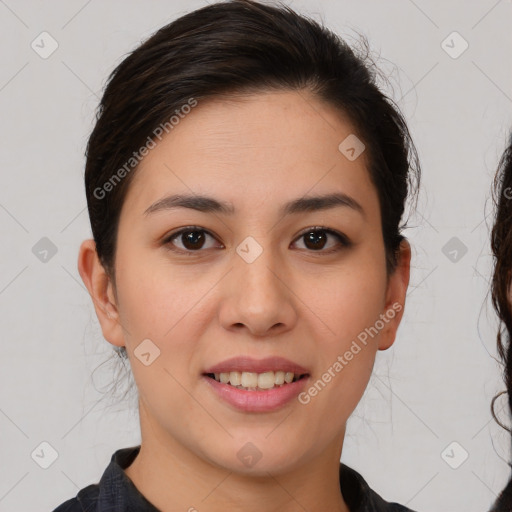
[
  {"x1": 77, "y1": 239, "x2": 125, "y2": 348},
  {"x1": 378, "y1": 238, "x2": 411, "y2": 351}
]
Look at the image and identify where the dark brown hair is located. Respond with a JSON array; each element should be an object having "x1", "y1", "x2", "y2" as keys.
[
  {"x1": 84, "y1": 0, "x2": 420, "y2": 283},
  {"x1": 490, "y1": 134, "x2": 512, "y2": 510},
  {"x1": 491, "y1": 134, "x2": 512, "y2": 425}
]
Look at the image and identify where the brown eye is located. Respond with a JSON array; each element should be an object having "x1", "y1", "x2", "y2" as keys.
[
  {"x1": 164, "y1": 227, "x2": 221, "y2": 253},
  {"x1": 293, "y1": 227, "x2": 351, "y2": 253}
]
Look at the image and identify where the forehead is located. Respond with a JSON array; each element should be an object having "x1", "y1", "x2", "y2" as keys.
[{"x1": 122, "y1": 90, "x2": 379, "y2": 219}]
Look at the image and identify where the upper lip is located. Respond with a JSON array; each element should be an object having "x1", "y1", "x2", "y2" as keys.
[{"x1": 203, "y1": 356, "x2": 310, "y2": 375}]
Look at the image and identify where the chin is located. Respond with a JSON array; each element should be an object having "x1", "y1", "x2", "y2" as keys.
[{"x1": 206, "y1": 440, "x2": 303, "y2": 477}]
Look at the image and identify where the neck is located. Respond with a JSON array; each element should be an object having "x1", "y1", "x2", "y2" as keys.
[{"x1": 124, "y1": 399, "x2": 350, "y2": 512}]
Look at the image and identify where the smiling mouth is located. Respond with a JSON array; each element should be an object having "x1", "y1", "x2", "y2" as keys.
[{"x1": 204, "y1": 371, "x2": 309, "y2": 391}]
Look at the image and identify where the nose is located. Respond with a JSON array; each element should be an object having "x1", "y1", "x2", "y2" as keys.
[{"x1": 218, "y1": 241, "x2": 298, "y2": 338}]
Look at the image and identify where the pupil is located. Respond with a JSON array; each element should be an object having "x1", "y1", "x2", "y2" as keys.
[
  {"x1": 305, "y1": 231, "x2": 326, "y2": 250},
  {"x1": 183, "y1": 230, "x2": 204, "y2": 250}
]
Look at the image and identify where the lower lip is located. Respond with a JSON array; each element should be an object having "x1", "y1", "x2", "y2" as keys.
[{"x1": 202, "y1": 375, "x2": 309, "y2": 412}]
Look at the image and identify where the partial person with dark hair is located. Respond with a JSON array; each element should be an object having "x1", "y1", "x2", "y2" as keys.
[
  {"x1": 489, "y1": 134, "x2": 512, "y2": 512},
  {"x1": 52, "y1": 0, "x2": 421, "y2": 510}
]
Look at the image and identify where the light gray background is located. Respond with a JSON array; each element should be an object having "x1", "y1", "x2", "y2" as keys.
[{"x1": 1, "y1": 1, "x2": 511, "y2": 511}]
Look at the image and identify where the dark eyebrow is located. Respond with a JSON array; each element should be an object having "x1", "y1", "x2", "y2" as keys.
[{"x1": 143, "y1": 192, "x2": 364, "y2": 218}]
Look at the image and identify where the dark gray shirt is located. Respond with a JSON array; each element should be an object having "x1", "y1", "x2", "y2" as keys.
[{"x1": 52, "y1": 445, "x2": 416, "y2": 512}]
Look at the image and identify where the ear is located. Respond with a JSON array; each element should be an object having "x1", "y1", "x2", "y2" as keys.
[
  {"x1": 77, "y1": 239, "x2": 125, "y2": 348},
  {"x1": 378, "y1": 238, "x2": 411, "y2": 351}
]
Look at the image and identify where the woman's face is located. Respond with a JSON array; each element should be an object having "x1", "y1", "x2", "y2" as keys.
[{"x1": 80, "y1": 90, "x2": 410, "y2": 475}]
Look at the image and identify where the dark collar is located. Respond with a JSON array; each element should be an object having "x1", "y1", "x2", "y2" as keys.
[{"x1": 73, "y1": 446, "x2": 414, "y2": 512}]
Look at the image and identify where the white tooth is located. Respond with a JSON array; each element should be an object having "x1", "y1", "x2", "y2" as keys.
[
  {"x1": 229, "y1": 371, "x2": 241, "y2": 386},
  {"x1": 274, "y1": 371, "x2": 285, "y2": 385},
  {"x1": 241, "y1": 372, "x2": 258, "y2": 388},
  {"x1": 258, "y1": 371, "x2": 276, "y2": 389},
  {"x1": 219, "y1": 370, "x2": 299, "y2": 388},
  {"x1": 284, "y1": 372, "x2": 294, "y2": 384}
]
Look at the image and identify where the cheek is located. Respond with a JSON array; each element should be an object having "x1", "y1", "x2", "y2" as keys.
[
  {"x1": 304, "y1": 265, "x2": 388, "y2": 345},
  {"x1": 297, "y1": 264, "x2": 386, "y2": 408},
  {"x1": 114, "y1": 262, "x2": 204, "y2": 415},
  {"x1": 113, "y1": 255, "x2": 216, "y2": 395},
  {"x1": 114, "y1": 250, "x2": 201, "y2": 339}
]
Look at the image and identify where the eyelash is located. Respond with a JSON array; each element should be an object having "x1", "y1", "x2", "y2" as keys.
[{"x1": 162, "y1": 225, "x2": 351, "y2": 255}]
